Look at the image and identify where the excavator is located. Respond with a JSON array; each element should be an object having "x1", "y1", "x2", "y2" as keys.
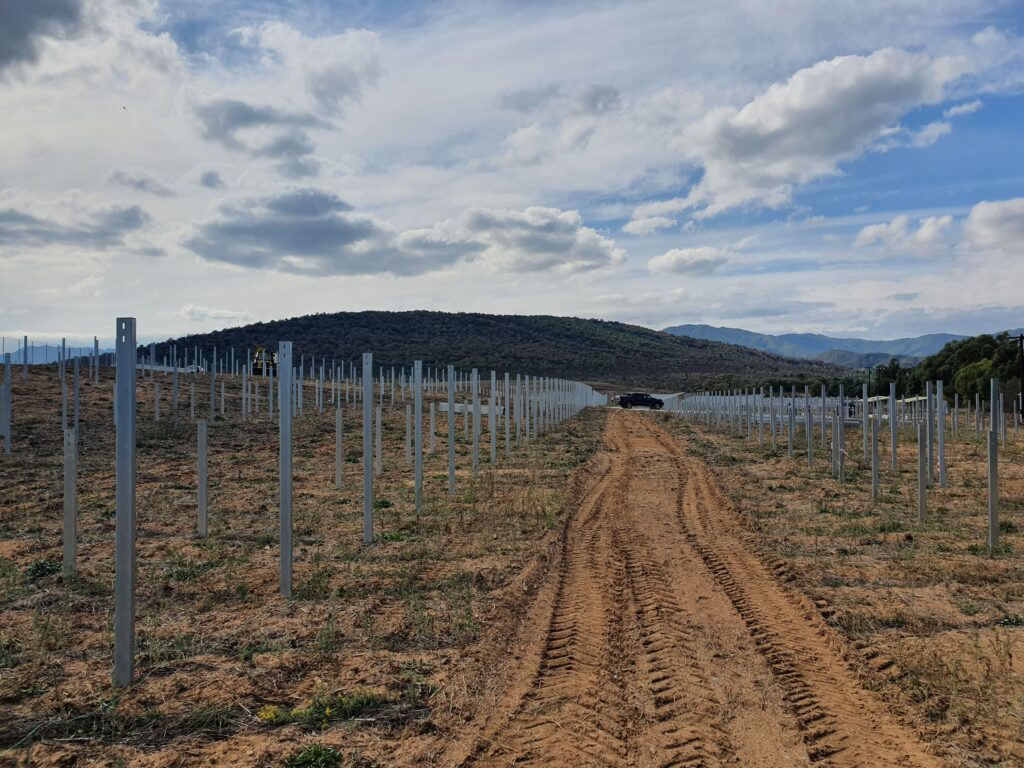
[{"x1": 252, "y1": 346, "x2": 278, "y2": 376}]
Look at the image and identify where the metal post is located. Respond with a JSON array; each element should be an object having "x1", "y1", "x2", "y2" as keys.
[
  {"x1": 278, "y1": 342, "x2": 293, "y2": 597},
  {"x1": 448, "y1": 364, "x2": 456, "y2": 495},
  {"x1": 375, "y1": 405, "x2": 382, "y2": 476},
  {"x1": 988, "y1": 429, "x2": 999, "y2": 554},
  {"x1": 415, "y1": 360, "x2": 423, "y2": 517},
  {"x1": 870, "y1": 416, "x2": 879, "y2": 501},
  {"x1": 405, "y1": 404, "x2": 412, "y2": 464},
  {"x1": 862, "y1": 382, "x2": 869, "y2": 462},
  {"x1": 113, "y1": 317, "x2": 137, "y2": 688},
  {"x1": 198, "y1": 420, "x2": 208, "y2": 538},
  {"x1": 925, "y1": 381, "x2": 934, "y2": 485},
  {"x1": 490, "y1": 370, "x2": 497, "y2": 463},
  {"x1": 917, "y1": 423, "x2": 926, "y2": 525},
  {"x1": 504, "y1": 371, "x2": 511, "y2": 458},
  {"x1": 937, "y1": 381, "x2": 946, "y2": 488},
  {"x1": 429, "y1": 401, "x2": 436, "y2": 454},
  {"x1": 63, "y1": 427, "x2": 77, "y2": 577},
  {"x1": 889, "y1": 382, "x2": 897, "y2": 472},
  {"x1": 805, "y1": 386, "x2": 813, "y2": 468},
  {"x1": 1, "y1": 353, "x2": 10, "y2": 454},
  {"x1": 472, "y1": 368, "x2": 480, "y2": 479},
  {"x1": 788, "y1": 401, "x2": 794, "y2": 458},
  {"x1": 362, "y1": 352, "x2": 373, "y2": 545},
  {"x1": 335, "y1": 406, "x2": 343, "y2": 490}
]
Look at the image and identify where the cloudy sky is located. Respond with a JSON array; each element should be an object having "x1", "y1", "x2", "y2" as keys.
[{"x1": 1, "y1": 0, "x2": 1023, "y2": 347}]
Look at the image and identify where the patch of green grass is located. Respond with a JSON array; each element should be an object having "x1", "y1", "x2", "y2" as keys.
[
  {"x1": 257, "y1": 688, "x2": 390, "y2": 729},
  {"x1": 378, "y1": 530, "x2": 418, "y2": 543},
  {"x1": 316, "y1": 614, "x2": 342, "y2": 652},
  {"x1": 25, "y1": 559, "x2": 61, "y2": 582},
  {"x1": 875, "y1": 517, "x2": 906, "y2": 533},
  {"x1": 284, "y1": 744, "x2": 342, "y2": 768},
  {"x1": 294, "y1": 567, "x2": 334, "y2": 600}
]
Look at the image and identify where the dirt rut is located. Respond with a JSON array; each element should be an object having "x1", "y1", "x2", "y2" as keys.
[{"x1": 448, "y1": 411, "x2": 944, "y2": 768}]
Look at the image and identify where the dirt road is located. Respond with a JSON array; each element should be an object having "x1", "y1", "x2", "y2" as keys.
[{"x1": 448, "y1": 410, "x2": 943, "y2": 767}]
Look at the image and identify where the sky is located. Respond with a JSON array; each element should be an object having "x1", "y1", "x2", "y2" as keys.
[{"x1": 1, "y1": 0, "x2": 1023, "y2": 348}]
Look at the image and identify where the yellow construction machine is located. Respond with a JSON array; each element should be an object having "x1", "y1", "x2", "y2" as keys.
[{"x1": 252, "y1": 346, "x2": 278, "y2": 376}]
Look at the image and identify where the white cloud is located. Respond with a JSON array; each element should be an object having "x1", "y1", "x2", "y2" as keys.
[
  {"x1": 178, "y1": 304, "x2": 254, "y2": 325},
  {"x1": 854, "y1": 214, "x2": 953, "y2": 253},
  {"x1": 630, "y1": 47, "x2": 969, "y2": 224},
  {"x1": 623, "y1": 216, "x2": 676, "y2": 235},
  {"x1": 964, "y1": 198, "x2": 1024, "y2": 252},
  {"x1": 909, "y1": 120, "x2": 952, "y2": 147},
  {"x1": 239, "y1": 22, "x2": 382, "y2": 116},
  {"x1": 459, "y1": 207, "x2": 624, "y2": 273},
  {"x1": 943, "y1": 99, "x2": 982, "y2": 118},
  {"x1": 648, "y1": 246, "x2": 729, "y2": 274}
]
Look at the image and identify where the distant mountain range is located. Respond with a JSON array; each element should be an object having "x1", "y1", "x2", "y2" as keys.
[{"x1": 661, "y1": 324, "x2": 970, "y2": 367}]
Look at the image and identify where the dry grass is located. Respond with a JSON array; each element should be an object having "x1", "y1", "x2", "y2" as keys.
[
  {"x1": 662, "y1": 412, "x2": 1024, "y2": 766},
  {"x1": 0, "y1": 367, "x2": 605, "y2": 767}
]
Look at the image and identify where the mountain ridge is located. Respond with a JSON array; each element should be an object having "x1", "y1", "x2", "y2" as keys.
[
  {"x1": 662, "y1": 323, "x2": 968, "y2": 360},
  {"x1": 154, "y1": 310, "x2": 847, "y2": 391}
]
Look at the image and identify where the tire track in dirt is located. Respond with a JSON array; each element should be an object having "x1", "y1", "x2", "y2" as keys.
[
  {"x1": 458, "y1": 416, "x2": 734, "y2": 767},
  {"x1": 645, "y1": 417, "x2": 945, "y2": 767},
  {"x1": 450, "y1": 411, "x2": 946, "y2": 767}
]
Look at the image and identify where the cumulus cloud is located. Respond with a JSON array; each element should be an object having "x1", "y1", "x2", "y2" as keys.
[
  {"x1": 500, "y1": 83, "x2": 562, "y2": 112},
  {"x1": 37, "y1": 274, "x2": 104, "y2": 299},
  {"x1": 461, "y1": 207, "x2": 624, "y2": 273},
  {"x1": 854, "y1": 214, "x2": 953, "y2": 254},
  {"x1": 183, "y1": 188, "x2": 395, "y2": 275},
  {"x1": 199, "y1": 169, "x2": 224, "y2": 189},
  {"x1": 577, "y1": 84, "x2": 620, "y2": 115},
  {"x1": 192, "y1": 98, "x2": 326, "y2": 177},
  {"x1": 108, "y1": 168, "x2": 175, "y2": 197},
  {"x1": 0, "y1": 0, "x2": 84, "y2": 71},
  {"x1": 964, "y1": 198, "x2": 1024, "y2": 252},
  {"x1": 242, "y1": 23, "x2": 382, "y2": 115},
  {"x1": 630, "y1": 47, "x2": 968, "y2": 224},
  {"x1": 909, "y1": 120, "x2": 951, "y2": 148},
  {"x1": 182, "y1": 188, "x2": 621, "y2": 277},
  {"x1": 0, "y1": 203, "x2": 149, "y2": 249},
  {"x1": 178, "y1": 304, "x2": 254, "y2": 324},
  {"x1": 623, "y1": 216, "x2": 677, "y2": 235},
  {"x1": 944, "y1": 99, "x2": 982, "y2": 118},
  {"x1": 193, "y1": 99, "x2": 324, "y2": 149},
  {"x1": 648, "y1": 246, "x2": 729, "y2": 275}
]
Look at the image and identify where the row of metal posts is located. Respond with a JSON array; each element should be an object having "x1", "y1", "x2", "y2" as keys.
[
  {"x1": 677, "y1": 378, "x2": 1007, "y2": 556},
  {"x1": 19, "y1": 320, "x2": 602, "y2": 687}
]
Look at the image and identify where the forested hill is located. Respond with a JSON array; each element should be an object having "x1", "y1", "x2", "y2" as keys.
[
  {"x1": 914, "y1": 331, "x2": 1023, "y2": 400},
  {"x1": 155, "y1": 311, "x2": 844, "y2": 391}
]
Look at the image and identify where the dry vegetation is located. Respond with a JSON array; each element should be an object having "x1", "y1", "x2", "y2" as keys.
[
  {"x1": 0, "y1": 368, "x2": 604, "y2": 767},
  {"x1": 6, "y1": 364, "x2": 1023, "y2": 767},
  {"x1": 662, "y1": 414, "x2": 1024, "y2": 766}
]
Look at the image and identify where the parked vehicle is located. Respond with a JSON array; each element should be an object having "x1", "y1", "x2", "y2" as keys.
[{"x1": 618, "y1": 392, "x2": 664, "y2": 409}]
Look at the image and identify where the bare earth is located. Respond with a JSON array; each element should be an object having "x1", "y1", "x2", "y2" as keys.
[
  {"x1": 6, "y1": 374, "x2": 1018, "y2": 766},
  {"x1": 446, "y1": 410, "x2": 944, "y2": 768}
]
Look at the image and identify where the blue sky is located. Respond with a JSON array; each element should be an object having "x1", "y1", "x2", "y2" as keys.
[{"x1": 1, "y1": 0, "x2": 1023, "y2": 348}]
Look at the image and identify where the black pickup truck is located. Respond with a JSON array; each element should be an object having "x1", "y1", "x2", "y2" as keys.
[{"x1": 617, "y1": 392, "x2": 664, "y2": 410}]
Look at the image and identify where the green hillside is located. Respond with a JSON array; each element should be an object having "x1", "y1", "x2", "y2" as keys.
[{"x1": 153, "y1": 310, "x2": 844, "y2": 391}]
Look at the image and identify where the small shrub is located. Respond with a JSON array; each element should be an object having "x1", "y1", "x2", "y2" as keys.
[
  {"x1": 284, "y1": 744, "x2": 342, "y2": 768},
  {"x1": 25, "y1": 559, "x2": 61, "y2": 582}
]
